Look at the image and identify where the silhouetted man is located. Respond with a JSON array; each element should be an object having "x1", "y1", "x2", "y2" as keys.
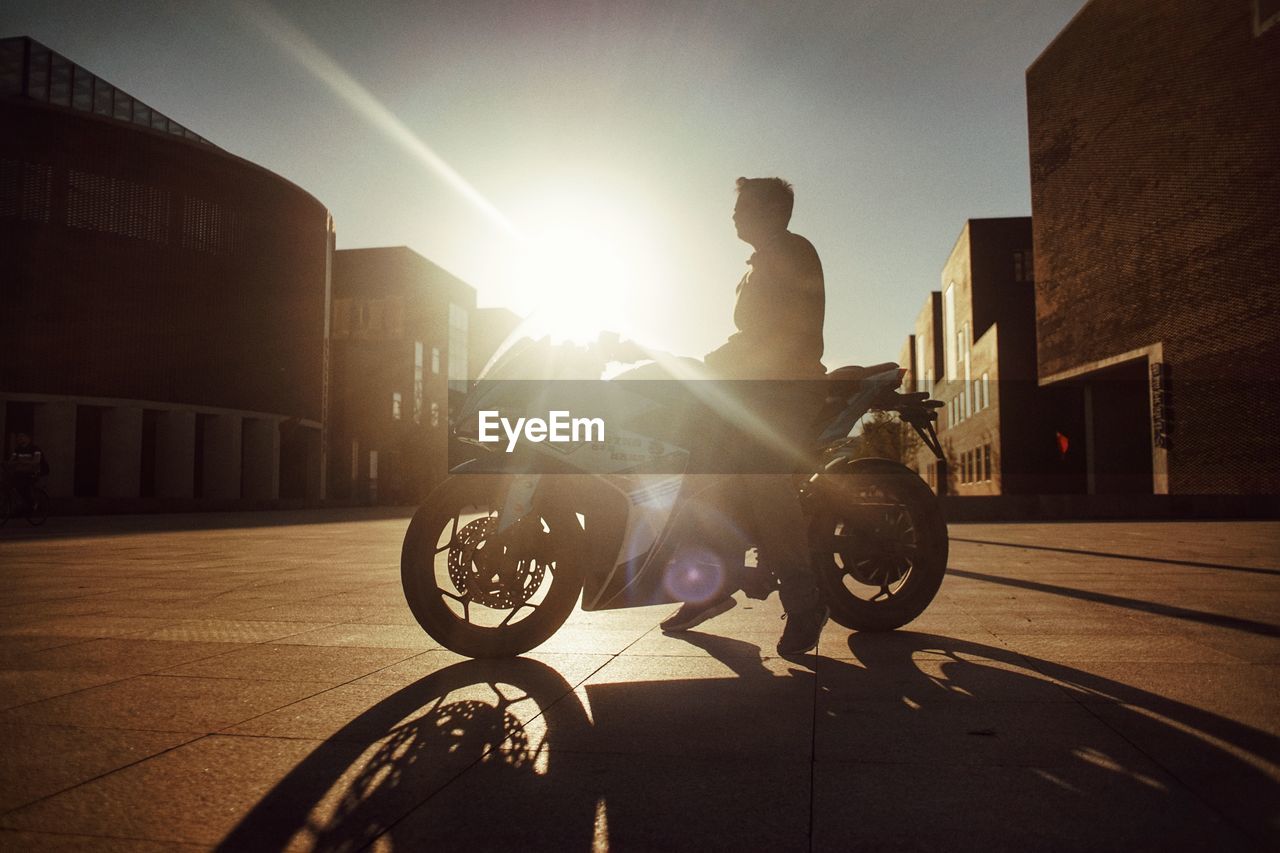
[{"x1": 661, "y1": 176, "x2": 829, "y2": 655}]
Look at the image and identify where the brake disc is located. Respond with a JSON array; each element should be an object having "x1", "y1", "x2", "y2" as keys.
[
  {"x1": 447, "y1": 517, "x2": 548, "y2": 609},
  {"x1": 843, "y1": 506, "x2": 913, "y2": 588}
]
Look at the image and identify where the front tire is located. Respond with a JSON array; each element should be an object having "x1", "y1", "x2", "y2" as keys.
[
  {"x1": 401, "y1": 475, "x2": 584, "y2": 658},
  {"x1": 809, "y1": 458, "x2": 948, "y2": 632}
]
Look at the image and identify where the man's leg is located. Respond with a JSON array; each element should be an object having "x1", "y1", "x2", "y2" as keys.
[
  {"x1": 742, "y1": 474, "x2": 828, "y2": 654},
  {"x1": 660, "y1": 478, "x2": 745, "y2": 633}
]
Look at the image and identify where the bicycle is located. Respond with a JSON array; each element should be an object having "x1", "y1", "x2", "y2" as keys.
[{"x1": 0, "y1": 466, "x2": 48, "y2": 528}]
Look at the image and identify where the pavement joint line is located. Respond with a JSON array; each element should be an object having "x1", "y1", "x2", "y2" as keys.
[
  {"x1": 0, "y1": 730, "x2": 207, "y2": 821},
  {"x1": 0, "y1": 825, "x2": 205, "y2": 849},
  {"x1": 950, "y1": 537, "x2": 1280, "y2": 577}
]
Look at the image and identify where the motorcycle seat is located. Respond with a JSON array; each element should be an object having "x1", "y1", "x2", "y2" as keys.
[{"x1": 826, "y1": 362, "x2": 899, "y2": 382}]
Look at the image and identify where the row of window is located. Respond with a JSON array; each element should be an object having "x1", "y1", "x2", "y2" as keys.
[
  {"x1": 945, "y1": 373, "x2": 991, "y2": 429},
  {"x1": 1, "y1": 158, "x2": 241, "y2": 254},
  {"x1": 0, "y1": 37, "x2": 210, "y2": 145},
  {"x1": 959, "y1": 444, "x2": 994, "y2": 485},
  {"x1": 392, "y1": 391, "x2": 440, "y2": 427}
]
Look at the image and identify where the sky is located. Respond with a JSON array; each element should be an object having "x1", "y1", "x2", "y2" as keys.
[{"x1": 5, "y1": 0, "x2": 1086, "y2": 367}]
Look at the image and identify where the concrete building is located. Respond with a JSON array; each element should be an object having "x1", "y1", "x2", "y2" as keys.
[
  {"x1": 0, "y1": 37, "x2": 331, "y2": 509},
  {"x1": 469, "y1": 306, "x2": 523, "y2": 380},
  {"x1": 328, "y1": 247, "x2": 476, "y2": 504},
  {"x1": 1027, "y1": 0, "x2": 1280, "y2": 495},
  {"x1": 905, "y1": 291, "x2": 944, "y2": 491},
  {"x1": 908, "y1": 218, "x2": 1048, "y2": 496}
]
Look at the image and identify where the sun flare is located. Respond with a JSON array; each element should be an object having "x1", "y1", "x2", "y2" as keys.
[{"x1": 509, "y1": 191, "x2": 661, "y2": 343}]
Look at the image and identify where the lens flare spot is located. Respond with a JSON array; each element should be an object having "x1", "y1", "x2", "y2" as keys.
[{"x1": 663, "y1": 548, "x2": 726, "y2": 603}]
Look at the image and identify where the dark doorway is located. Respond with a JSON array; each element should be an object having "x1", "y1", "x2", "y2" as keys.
[
  {"x1": 1085, "y1": 359, "x2": 1154, "y2": 494},
  {"x1": 4, "y1": 401, "x2": 35, "y2": 457},
  {"x1": 279, "y1": 423, "x2": 308, "y2": 500},
  {"x1": 139, "y1": 409, "x2": 158, "y2": 498},
  {"x1": 193, "y1": 413, "x2": 209, "y2": 499},
  {"x1": 73, "y1": 405, "x2": 104, "y2": 497}
]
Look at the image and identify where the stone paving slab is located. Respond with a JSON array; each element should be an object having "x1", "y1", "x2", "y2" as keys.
[{"x1": 0, "y1": 512, "x2": 1276, "y2": 850}]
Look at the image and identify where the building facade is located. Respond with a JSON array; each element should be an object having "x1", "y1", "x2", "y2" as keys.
[
  {"x1": 0, "y1": 37, "x2": 332, "y2": 507},
  {"x1": 908, "y1": 218, "x2": 1050, "y2": 496},
  {"x1": 328, "y1": 247, "x2": 475, "y2": 504},
  {"x1": 1027, "y1": 0, "x2": 1280, "y2": 495},
  {"x1": 469, "y1": 306, "x2": 523, "y2": 380}
]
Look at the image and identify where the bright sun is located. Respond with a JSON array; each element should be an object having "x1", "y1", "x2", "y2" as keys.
[{"x1": 510, "y1": 191, "x2": 660, "y2": 343}]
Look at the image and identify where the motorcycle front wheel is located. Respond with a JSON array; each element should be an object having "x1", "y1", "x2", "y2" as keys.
[
  {"x1": 401, "y1": 474, "x2": 585, "y2": 658},
  {"x1": 808, "y1": 458, "x2": 948, "y2": 632}
]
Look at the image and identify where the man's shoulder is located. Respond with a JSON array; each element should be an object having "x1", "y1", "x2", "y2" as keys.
[{"x1": 766, "y1": 231, "x2": 822, "y2": 277}]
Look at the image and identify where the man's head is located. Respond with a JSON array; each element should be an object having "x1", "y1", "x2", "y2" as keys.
[
  {"x1": 733, "y1": 176, "x2": 794, "y2": 246},
  {"x1": 14, "y1": 432, "x2": 30, "y2": 448}
]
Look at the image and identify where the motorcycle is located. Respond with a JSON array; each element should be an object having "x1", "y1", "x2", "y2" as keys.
[{"x1": 401, "y1": 333, "x2": 948, "y2": 658}]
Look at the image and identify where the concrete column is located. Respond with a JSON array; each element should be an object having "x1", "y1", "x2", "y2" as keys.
[
  {"x1": 33, "y1": 401, "x2": 76, "y2": 498},
  {"x1": 99, "y1": 406, "x2": 143, "y2": 499},
  {"x1": 242, "y1": 418, "x2": 280, "y2": 500},
  {"x1": 156, "y1": 410, "x2": 195, "y2": 499},
  {"x1": 202, "y1": 414, "x2": 242, "y2": 501}
]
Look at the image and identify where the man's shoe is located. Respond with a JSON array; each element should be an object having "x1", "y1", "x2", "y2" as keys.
[
  {"x1": 776, "y1": 604, "x2": 829, "y2": 655},
  {"x1": 661, "y1": 596, "x2": 736, "y2": 632}
]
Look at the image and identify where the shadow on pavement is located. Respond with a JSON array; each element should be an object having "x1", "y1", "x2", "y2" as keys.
[{"x1": 216, "y1": 633, "x2": 1279, "y2": 851}]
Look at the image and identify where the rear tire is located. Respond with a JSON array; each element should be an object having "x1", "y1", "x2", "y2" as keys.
[
  {"x1": 809, "y1": 458, "x2": 948, "y2": 632},
  {"x1": 401, "y1": 475, "x2": 584, "y2": 658}
]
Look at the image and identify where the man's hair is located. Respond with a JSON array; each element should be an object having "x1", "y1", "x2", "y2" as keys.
[{"x1": 735, "y1": 176, "x2": 794, "y2": 224}]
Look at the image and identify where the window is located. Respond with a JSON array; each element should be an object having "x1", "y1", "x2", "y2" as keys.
[
  {"x1": 915, "y1": 336, "x2": 928, "y2": 394},
  {"x1": 448, "y1": 303, "x2": 468, "y2": 392},
  {"x1": 413, "y1": 342, "x2": 424, "y2": 424},
  {"x1": 431, "y1": 346, "x2": 441, "y2": 374},
  {"x1": 982, "y1": 373, "x2": 990, "y2": 410},
  {"x1": 93, "y1": 82, "x2": 113, "y2": 115},
  {"x1": 72, "y1": 66, "x2": 92, "y2": 111},
  {"x1": 430, "y1": 401, "x2": 440, "y2": 428},
  {"x1": 49, "y1": 53, "x2": 71, "y2": 106},
  {"x1": 984, "y1": 443, "x2": 993, "y2": 481},
  {"x1": 1014, "y1": 251, "x2": 1035, "y2": 283},
  {"x1": 943, "y1": 284, "x2": 956, "y2": 380},
  {"x1": 391, "y1": 392, "x2": 402, "y2": 420}
]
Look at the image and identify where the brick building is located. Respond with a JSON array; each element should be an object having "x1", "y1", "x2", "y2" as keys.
[
  {"x1": 1, "y1": 37, "x2": 331, "y2": 508},
  {"x1": 328, "y1": 247, "x2": 475, "y2": 504},
  {"x1": 1027, "y1": 0, "x2": 1280, "y2": 494},
  {"x1": 906, "y1": 218, "x2": 1049, "y2": 496}
]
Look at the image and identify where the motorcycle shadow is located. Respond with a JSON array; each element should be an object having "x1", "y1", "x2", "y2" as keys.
[{"x1": 216, "y1": 633, "x2": 1279, "y2": 852}]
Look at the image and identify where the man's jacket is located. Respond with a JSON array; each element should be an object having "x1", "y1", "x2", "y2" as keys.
[{"x1": 705, "y1": 230, "x2": 826, "y2": 380}]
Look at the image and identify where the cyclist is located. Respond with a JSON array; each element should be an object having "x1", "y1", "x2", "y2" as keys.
[{"x1": 6, "y1": 432, "x2": 46, "y2": 514}]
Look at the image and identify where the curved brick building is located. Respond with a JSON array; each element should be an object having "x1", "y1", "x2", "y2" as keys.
[{"x1": 0, "y1": 36, "x2": 332, "y2": 506}]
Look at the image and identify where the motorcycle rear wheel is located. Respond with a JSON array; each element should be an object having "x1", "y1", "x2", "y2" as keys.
[
  {"x1": 809, "y1": 458, "x2": 948, "y2": 632},
  {"x1": 401, "y1": 474, "x2": 585, "y2": 658}
]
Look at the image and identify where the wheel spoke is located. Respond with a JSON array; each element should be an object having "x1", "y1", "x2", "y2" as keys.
[{"x1": 499, "y1": 602, "x2": 535, "y2": 627}]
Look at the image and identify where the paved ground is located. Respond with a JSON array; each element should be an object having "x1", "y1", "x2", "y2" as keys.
[{"x1": 0, "y1": 511, "x2": 1277, "y2": 851}]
